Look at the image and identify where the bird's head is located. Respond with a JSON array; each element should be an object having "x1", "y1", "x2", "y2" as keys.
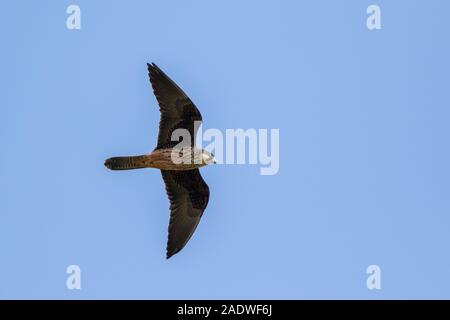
[{"x1": 201, "y1": 150, "x2": 216, "y2": 165}]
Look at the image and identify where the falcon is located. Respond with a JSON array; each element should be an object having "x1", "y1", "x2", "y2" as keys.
[{"x1": 105, "y1": 63, "x2": 215, "y2": 259}]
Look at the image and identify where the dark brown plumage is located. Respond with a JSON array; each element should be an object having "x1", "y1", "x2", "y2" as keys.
[
  {"x1": 161, "y1": 169, "x2": 209, "y2": 258},
  {"x1": 105, "y1": 63, "x2": 213, "y2": 259},
  {"x1": 148, "y1": 63, "x2": 202, "y2": 150}
]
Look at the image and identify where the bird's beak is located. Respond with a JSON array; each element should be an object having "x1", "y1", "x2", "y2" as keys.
[{"x1": 213, "y1": 158, "x2": 217, "y2": 164}]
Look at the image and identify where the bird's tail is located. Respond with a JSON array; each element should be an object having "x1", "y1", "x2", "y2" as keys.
[{"x1": 104, "y1": 155, "x2": 149, "y2": 170}]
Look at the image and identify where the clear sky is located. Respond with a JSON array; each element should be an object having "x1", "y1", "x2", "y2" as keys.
[{"x1": 1, "y1": 0, "x2": 450, "y2": 299}]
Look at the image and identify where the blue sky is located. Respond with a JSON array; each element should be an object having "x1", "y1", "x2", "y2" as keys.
[{"x1": 1, "y1": 0, "x2": 450, "y2": 299}]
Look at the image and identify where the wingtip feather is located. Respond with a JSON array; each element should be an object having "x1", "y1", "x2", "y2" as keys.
[{"x1": 166, "y1": 250, "x2": 176, "y2": 259}]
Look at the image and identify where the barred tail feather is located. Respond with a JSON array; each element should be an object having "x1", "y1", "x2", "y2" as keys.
[{"x1": 104, "y1": 155, "x2": 148, "y2": 170}]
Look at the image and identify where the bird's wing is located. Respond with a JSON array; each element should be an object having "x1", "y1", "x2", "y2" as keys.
[
  {"x1": 161, "y1": 169, "x2": 210, "y2": 259},
  {"x1": 147, "y1": 63, "x2": 202, "y2": 150}
]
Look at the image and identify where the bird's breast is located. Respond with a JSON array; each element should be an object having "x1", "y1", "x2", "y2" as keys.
[{"x1": 147, "y1": 148, "x2": 206, "y2": 170}]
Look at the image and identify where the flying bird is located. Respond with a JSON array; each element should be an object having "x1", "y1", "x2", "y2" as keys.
[{"x1": 105, "y1": 63, "x2": 215, "y2": 259}]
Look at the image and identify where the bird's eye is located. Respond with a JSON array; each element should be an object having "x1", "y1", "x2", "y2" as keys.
[{"x1": 211, "y1": 153, "x2": 215, "y2": 157}]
